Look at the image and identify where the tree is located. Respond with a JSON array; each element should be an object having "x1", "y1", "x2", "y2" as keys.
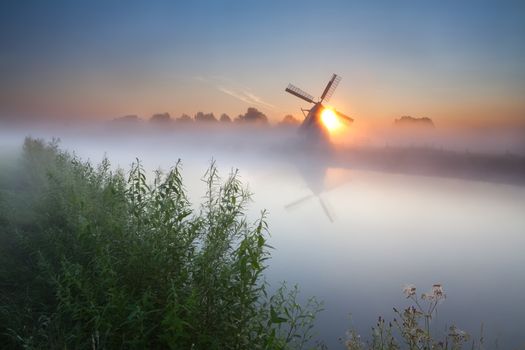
[
  {"x1": 394, "y1": 116, "x2": 435, "y2": 128},
  {"x1": 113, "y1": 115, "x2": 141, "y2": 123},
  {"x1": 235, "y1": 107, "x2": 268, "y2": 125},
  {"x1": 279, "y1": 114, "x2": 301, "y2": 127},
  {"x1": 195, "y1": 112, "x2": 217, "y2": 122},
  {"x1": 150, "y1": 112, "x2": 172, "y2": 123},
  {"x1": 176, "y1": 113, "x2": 193, "y2": 123},
  {"x1": 220, "y1": 113, "x2": 232, "y2": 123}
]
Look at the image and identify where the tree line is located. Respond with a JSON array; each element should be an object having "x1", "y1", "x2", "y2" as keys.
[{"x1": 114, "y1": 107, "x2": 301, "y2": 127}]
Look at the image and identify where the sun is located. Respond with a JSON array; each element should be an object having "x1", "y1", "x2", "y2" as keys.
[{"x1": 320, "y1": 108, "x2": 341, "y2": 132}]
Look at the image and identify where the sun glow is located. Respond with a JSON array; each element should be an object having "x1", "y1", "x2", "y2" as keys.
[{"x1": 321, "y1": 108, "x2": 341, "y2": 132}]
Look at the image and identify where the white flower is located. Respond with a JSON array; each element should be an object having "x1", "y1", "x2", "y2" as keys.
[
  {"x1": 432, "y1": 284, "x2": 445, "y2": 300},
  {"x1": 403, "y1": 284, "x2": 416, "y2": 298},
  {"x1": 449, "y1": 326, "x2": 470, "y2": 341}
]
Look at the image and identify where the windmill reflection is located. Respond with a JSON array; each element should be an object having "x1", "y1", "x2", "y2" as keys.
[{"x1": 284, "y1": 151, "x2": 351, "y2": 223}]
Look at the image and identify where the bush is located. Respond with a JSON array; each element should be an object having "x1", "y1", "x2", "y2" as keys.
[{"x1": 0, "y1": 138, "x2": 322, "y2": 349}]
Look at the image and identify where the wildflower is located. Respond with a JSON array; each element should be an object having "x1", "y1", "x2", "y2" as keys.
[
  {"x1": 345, "y1": 330, "x2": 363, "y2": 350},
  {"x1": 403, "y1": 284, "x2": 416, "y2": 298},
  {"x1": 404, "y1": 306, "x2": 422, "y2": 317},
  {"x1": 449, "y1": 325, "x2": 470, "y2": 342},
  {"x1": 432, "y1": 283, "x2": 446, "y2": 300},
  {"x1": 421, "y1": 284, "x2": 446, "y2": 302}
]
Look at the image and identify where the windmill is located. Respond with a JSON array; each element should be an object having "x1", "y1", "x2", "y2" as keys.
[
  {"x1": 285, "y1": 73, "x2": 353, "y2": 145},
  {"x1": 283, "y1": 74, "x2": 353, "y2": 221}
]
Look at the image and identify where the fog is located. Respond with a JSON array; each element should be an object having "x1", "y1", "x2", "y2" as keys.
[
  {"x1": 3, "y1": 118, "x2": 524, "y2": 153},
  {"x1": 1, "y1": 121, "x2": 525, "y2": 348},
  {"x1": 2, "y1": 120, "x2": 524, "y2": 185}
]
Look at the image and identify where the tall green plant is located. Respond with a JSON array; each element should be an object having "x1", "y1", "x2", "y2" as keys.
[{"x1": 0, "y1": 138, "x2": 323, "y2": 350}]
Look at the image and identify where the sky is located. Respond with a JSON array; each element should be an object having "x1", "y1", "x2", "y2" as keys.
[{"x1": 1, "y1": 0, "x2": 524, "y2": 126}]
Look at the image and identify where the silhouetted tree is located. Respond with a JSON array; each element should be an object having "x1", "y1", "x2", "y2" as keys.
[
  {"x1": 150, "y1": 112, "x2": 172, "y2": 123},
  {"x1": 176, "y1": 114, "x2": 193, "y2": 123},
  {"x1": 113, "y1": 115, "x2": 141, "y2": 123},
  {"x1": 195, "y1": 112, "x2": 217, "y2": 123},
  {"x1": 235, "y1": 107, "x2": 268, "y2": 125},
  {"x1": 220, "y1": 113, "x2": 232, "y2": 123},
  {"x1": 394, "y1": 116, "x2": 435, "y2": 128},
  {"x1": 279, "y1": 114, "x2": 301, "y2": 126}
]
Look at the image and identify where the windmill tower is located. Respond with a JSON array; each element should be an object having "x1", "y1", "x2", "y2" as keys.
[{"x1": 285, "y1": 74, "x2": 353, "y2": 146}]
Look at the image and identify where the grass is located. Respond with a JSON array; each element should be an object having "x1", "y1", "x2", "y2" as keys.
[{"x1": 0, "y1": 138, "x2": 323, "y2": 349}]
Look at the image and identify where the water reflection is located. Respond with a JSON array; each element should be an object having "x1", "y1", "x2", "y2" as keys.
[
  {"x1": 258, "y1": 168, "x2": 525, "y2": 349},
  {"x1": 285, "y1": 156, "x2": 335, "y2": 222}
]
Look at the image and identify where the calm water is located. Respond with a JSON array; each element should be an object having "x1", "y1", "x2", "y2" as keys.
[{"x1": 3, "y1": 128, "x2": 525, "y2": 348}]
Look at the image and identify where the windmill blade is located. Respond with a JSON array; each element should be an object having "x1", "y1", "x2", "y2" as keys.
[
  {"x1": 318, "y1": 197, "x2": 335, "y2": 222},
  {"x1": 285, "y1": 84, "x2": 315, "y2": 104},
  {"x1": 284, "y1": 194, "x2": 315, "y2": 210},
  {"x1": 335, "y1": 110, "x2": 353, "y2": 125},
  {"x1": 320, "y1": 74, "x2": 342, "y2": 102}
]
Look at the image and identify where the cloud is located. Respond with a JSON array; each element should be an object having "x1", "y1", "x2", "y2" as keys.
[
  {"x1": 218, "y1": 86, "x2": 275, "y2": 110},
  {"x1": 194, "y1": 76, "x2": 275, "y2": 111},
  {"x1": 218, "y1": 86, "x2": 252, "y2": 105},
  {"x1": 244, "y1": 92, "x2": 275, "y2": 109}
]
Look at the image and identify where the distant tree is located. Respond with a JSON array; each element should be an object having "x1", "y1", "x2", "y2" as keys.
[
  {"x1": 195, "y1": 112, "x2": 218, "y2": 123},
  {"x1": 176, "y1": 114, "x2": 193, "y2": 123},
  {"x1": 220, "y1": 113, "x2": 232, "y2": 123},
  {"x1": 235, "y1": 107, "x2": 268, "y2": 125},
  {"x1": 113, "y1": 115, "x2": 141, "y2": 123},
  {"x1": 150, "y1": 112, "x2": 172, "y2": 123},
  {"x1": 279, "y1": 114, "x2": 301, "y2": 127},
  {"x1": 394, "y1": 116, "x2": 435, "y2": 128}
]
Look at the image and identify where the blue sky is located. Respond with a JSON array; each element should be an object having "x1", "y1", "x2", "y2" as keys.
[{"x1": 1, "y1": 0, "x2": 524, "y2": 125}]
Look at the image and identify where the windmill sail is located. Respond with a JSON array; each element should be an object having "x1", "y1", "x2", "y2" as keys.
[
  {"x1": 335, "y1": 110, "x2": 353, "y2": 124},
  {"x1": 285, "y1": 84, "x2": 315, "y2": 104},
  {"x1": 320, "y1": 74, "x2": 341, "y2": 102}
]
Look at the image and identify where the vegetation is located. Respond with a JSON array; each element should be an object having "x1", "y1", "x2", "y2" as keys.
[
  {"x1": 112, "y1": 107, "x2": 271, "y2": 125},
  {"x1": 344, "y1": 284, "x2": 483, "y2": 350},
  {"x1": 0, "y1": 138, "x2": 494, "y2": 349},
  {"x1": 0, "y1": 138, "x2": 323, "y2": 349}
]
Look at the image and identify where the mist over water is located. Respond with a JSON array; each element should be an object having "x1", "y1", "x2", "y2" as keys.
[{"x1": 1, "y1": 122, "x2": 525, "y2": 348}]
